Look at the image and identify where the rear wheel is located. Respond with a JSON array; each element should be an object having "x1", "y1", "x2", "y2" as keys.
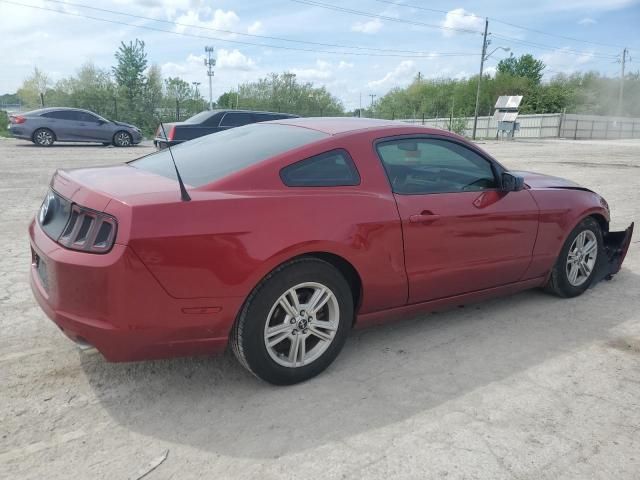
[
  {"x1": 33, "y1": 128, "x2": 55, "y2": 147},
  {"x1": 545, "y1": 217, "x2": 603, "y2": 297},
  {"x1": 113, "y1": 131, "x2": 132, "y2": 147},
  {"x1": 231, "y1": 258, "x2": 353, "y2": 385}
]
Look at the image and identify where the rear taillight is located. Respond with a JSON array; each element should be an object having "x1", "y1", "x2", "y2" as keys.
[
  {"x1": 58, "y1": 205, "x2": 117, "y2": 253},
  {"x1": 10, "y1": 115, "x2": 26, "y2": 124},
  {"x1": 167, "y1": 125, "x2": 176, "y2": 141}
]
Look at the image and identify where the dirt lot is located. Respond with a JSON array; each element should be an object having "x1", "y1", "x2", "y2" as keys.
[{"x1": 1, "y1": 137, "x2": 639, "y2": 479}]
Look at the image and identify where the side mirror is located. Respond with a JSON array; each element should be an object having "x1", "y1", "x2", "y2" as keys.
[
  {"x1": 98, "y1": 119, "x2": 106, "y2": 125},
  {"x1": 501, "y1": 172, "x2": 525, "y2": 192}
]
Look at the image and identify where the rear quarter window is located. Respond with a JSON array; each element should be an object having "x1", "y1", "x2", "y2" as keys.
[
  {"x1": 130, "y1": 123, "x2": 328, "y2": 187},
  {"x1": 280, "y1": 149, "x2": 360, "y2": 187}
]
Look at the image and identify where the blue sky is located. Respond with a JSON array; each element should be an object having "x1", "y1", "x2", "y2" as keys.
[{"x1": 1, "y1": 0, "x2": 638, "y2": 109}]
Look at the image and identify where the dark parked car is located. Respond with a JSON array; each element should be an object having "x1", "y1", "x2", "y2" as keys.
[
  {"x1": 154, "y1": 109, "x2": 298, "y2": 149},
  {"x1": 9, "y1": 108, "x2": 142, "y2": 147}
]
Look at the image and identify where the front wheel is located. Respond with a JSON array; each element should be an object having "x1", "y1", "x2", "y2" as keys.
[
  {"x1": 231, "y1": 258, "x2": 353, "y2": 385},
  {"x1": 113, "y1": 131, "x2": 132, "y2": 147},
  {"x1": 545, "y1": 217, "x2": 603, "y2": 297}
]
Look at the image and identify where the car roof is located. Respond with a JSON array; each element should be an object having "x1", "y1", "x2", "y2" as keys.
[
  {"x1": 217, "y1": 109, "x2": 298, "y2": 117},
  {"x1": 269, "y1": 117, "x2": 443, "y2": 136},
  {"x1": 28, "y1": 107, "x2": 92, "y2": 115}
]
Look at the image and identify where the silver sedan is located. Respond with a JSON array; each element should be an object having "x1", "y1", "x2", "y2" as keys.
[{"x1": 8, "y1": 107, "x2": 142, "y2": 147}]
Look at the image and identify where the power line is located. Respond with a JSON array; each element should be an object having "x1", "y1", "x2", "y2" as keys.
[
  {"x1": 291, "y1": 0, "x2": 619, "y2": 58},
  {"x1": 290, "y1": 0, "x2": 485, "y2": 35},
  {"x1": 36, "y1": 0, "x2": 474, "y2": 56},
  {"x1": 0, "y1": 0, "x2": 479, "y2": 58},
  {"x1": 370, "y1": 0, "x2": 628, "y2": 49}
]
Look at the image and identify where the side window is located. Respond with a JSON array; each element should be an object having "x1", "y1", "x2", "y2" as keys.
[
  {"x1": 43, "y1": 110, "x2": 75, "y2": 120},
  {"x1": 280, "y1": 149, "x2": 360, "y2": 187},
  {"x1": 376, "y1": 138, "x2": 497, "y2": 194},
  {"x1": 253, "y1": 113, "x2": 278, "y2": 122},
  {"x1": 220, "y1": 112, "x2": 254, "y2": 127},
  {"x1": 78, "y1": 112, "x2": 100, "y2": 123},
  {"x1": 203, "y1": 113, "x2": 222, "y2": 126}
]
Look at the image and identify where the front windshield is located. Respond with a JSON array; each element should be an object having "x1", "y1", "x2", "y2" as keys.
[{"x1": 129, "y1": 123, "x2": 328, "y2": 187}]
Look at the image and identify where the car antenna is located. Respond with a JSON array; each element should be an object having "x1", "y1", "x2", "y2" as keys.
[{"x1": 159, "y1": 121, "x2": 191, "y2": 202}]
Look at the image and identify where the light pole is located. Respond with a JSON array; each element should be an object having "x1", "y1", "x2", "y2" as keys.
[
  {"x1": 471, "y1": 21, "x2": 510, "y2": 139},
  {"x1": 204, "y1": 46, "x2": 216, "y2": 110}
]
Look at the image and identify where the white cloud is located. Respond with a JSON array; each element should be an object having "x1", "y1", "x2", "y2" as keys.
[
  {"x1": 174, "y1": 8, "x2": 240, "y2": 34},
  {"x1": 291, "y1": 60, "x2": 334, "y2": 81},
  {"x1": 351, "y1": 18, "x2": 383, "y2": 34},
  {"x1": 367, "y1": 60, "x2": 417, "y2": 89},
  {"x1": 217, "y1": 49, "x2": 256, "y2": 71},
  {"x1": 441, "y1": 8, "x2": 484, "y2": 37},
  {"x1": 578, "y1": 17, "x2": 597, "y2": 25},
  {"x1": 161, "y1": 49, "x2": 256, "y2": 80},
  {"x1": 338, "y1": 61, "x2": 354, "y2": 69},
  {"x1": 540, "y1": 47, "x2": 596, "y2": 76},
  {"x1": 247, "y1": 21, "x2": 264, "y2": 34}
]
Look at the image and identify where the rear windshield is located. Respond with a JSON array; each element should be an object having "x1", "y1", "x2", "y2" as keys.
[
  {"x1": 130, "y1": 123, "x2": 328, "y2": 187},
  {"x1": 182, "y1": 110, "x2": 218, "y2": 124}
]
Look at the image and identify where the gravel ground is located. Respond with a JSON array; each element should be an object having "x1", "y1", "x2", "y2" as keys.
[{"x1": 1, "y1": 137, "x2": 639, "y2": 480}]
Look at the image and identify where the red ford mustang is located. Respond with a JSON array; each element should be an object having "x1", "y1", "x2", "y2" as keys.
[{"x1": 29, "y1": 118, "x2": 633, "y2": 384}]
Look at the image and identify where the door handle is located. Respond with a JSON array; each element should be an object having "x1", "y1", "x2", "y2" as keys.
[{"x1": 409, "y1": 210, "x2": 441, "y2": 223}]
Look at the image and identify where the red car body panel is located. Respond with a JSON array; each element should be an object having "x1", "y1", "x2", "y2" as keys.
[{"x1": 29, "y1": 119, "x2": 626, "y2": 362}]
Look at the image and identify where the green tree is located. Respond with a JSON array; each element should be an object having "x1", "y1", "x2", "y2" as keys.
[
  {"x1": 112, "y1": 39, "x2": 148, "y2": 117},
  {"x1": 497, "y1": 54, "x2": 546, "y2": 85},
  {"x1": 164, "y1": 77, "x2": 192, "y2": 120},
  {"x1": 217, "y1": 72, "x2": 344, "y2": 116},
  {"x1": 17, "y1": 67, "x2": 51, "y2": 107}
]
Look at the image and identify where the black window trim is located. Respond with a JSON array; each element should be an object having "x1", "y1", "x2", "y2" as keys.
[
  {"x1": 219, "y1": 111, "x2": 255, "y2": 128},
  {"x1": 42, "y1": 110, "x2": 74, "y2": 120},
  {"x1": 280, "y1": 148, "x2": 362, "y2": 188},
  {"x1": 373, "y1": 134, "x2": 506, "y2": 196}
]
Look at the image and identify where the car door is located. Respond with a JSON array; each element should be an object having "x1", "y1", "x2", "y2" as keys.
[
  {"x1": 41, "y1": 110, "x2": 76, "y2": 140},
  {"x1": 76, "y1": 111, "x2": 110, "y2": 142},
  {"x1": 375, "y1": 136, "x2": 539, "y2": 303}
]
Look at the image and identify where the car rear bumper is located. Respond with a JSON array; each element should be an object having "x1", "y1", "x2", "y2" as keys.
[
  {"x1": 29, "y1": 219, "x2": 240, "y2": 362},
  {"x1": 8, "y1": 125, "x2": 31, "y2": 140}
]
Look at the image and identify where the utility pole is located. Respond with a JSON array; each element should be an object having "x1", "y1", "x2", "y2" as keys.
[
  {"x1": 472, "y1": 17, "x2": 489, "y2": 140},
  {"x1": 192, "y1": 81, "x2": 201, "y2": 113},
  {"x1": 369, "y1": 93, "x2": 376, "y2": 111},
  {"x1": 417, "y1": 71, "x2": 422, "y2": 84},
  {"x1": 618, "y1": 47, "x2": 629, "y2": 116},
  {"x1": 204, "y1": 46, "x2": 216, "y2": 111}
]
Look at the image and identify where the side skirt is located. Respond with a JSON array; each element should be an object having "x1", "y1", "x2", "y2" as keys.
[{"x1": 355, "y1": 277, "x2": 546, "y2": 329}]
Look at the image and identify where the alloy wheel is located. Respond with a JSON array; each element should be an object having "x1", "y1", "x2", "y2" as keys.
[
  {"x1": 115, "y1": 131, "x2": 131, "y2": 147},
  {"x1": 263, "y1": 282, "x2": 340, "y2": 368},
  {"x1": 35, "y1": 130, "x2": 53, "y2": 146},
  {"x1": 565, "y1": 230, "x2": 598, "y2": 286}
]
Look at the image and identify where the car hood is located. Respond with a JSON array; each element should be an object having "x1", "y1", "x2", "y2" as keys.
[
  {"x1": 511, "y1": 170, "x2": 591, "y2": 191},
  {"x1": 112, "y1": 120, "x2": 138, "y2": 129}
]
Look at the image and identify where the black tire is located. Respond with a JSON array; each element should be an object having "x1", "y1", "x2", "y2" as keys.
[
  {"x1": 113, "y1": 131, "x2": 133, "y2": 147},
  {"x1": 32, "y1": 128, "x2": 55, "y2": 147},
  {"x1": 231, "y1": 258, "x2": 353, "y2": 385},
  {"x1": 545, "y1": 217, "x2": 604, "y2": 298}
]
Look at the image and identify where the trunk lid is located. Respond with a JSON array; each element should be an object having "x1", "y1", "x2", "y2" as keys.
[{"x1": 51, "y1": 164, "x2": 189, "y2": 210}]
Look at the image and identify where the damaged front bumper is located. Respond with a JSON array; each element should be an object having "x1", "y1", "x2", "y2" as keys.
[{"x1": 600, "y1": 222, "x2": 634, "y2": 280}]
